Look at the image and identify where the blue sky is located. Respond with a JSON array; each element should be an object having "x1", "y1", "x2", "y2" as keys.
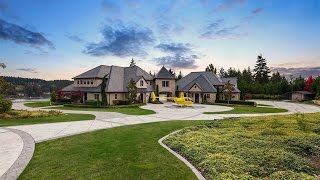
[{"x1": 0, "y1": 0, "x2": 319, "y2": 80}]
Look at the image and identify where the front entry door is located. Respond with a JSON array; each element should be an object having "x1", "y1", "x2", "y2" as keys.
[
  {"x1": 140, "y1": 93, "x2": 144, "y2": 103},
  {"x1": 195, "y1": 93, "x2": 200, "y2": 103}
]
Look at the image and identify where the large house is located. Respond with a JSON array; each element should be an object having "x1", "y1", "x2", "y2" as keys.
[
  {"x1": 61, "y1": 65, "x2": 175, "y2": 105},
  {"x1": 176, "y1": 72, "x2": 240, "y2": 103},
  {"x1": 60, "y1": 64, "x2": 240, "y2": 105}
]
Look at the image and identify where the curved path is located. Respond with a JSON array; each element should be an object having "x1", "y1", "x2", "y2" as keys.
[{"x1": 1, "y1": 100, "x2": 320, "y2": 179}]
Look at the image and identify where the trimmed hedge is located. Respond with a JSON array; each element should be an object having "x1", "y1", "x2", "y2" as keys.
[
  {"x1": 0, "y1": 98, "x2": 12, "y2": 113},
  {"x1": 152, "y1": 100, "x2": 164, "y2": 104},
  {"x1": 252, "y1": 94, "x2": 281, "y2": 100},
  {"x1": 63, "y1": 103, "x2": 144, "y2": 108},
  {"x1": 215, "y1": 100, "x2": 256, "y2": 106},
  {"x1": 113, "y1": 100, "x2": 129, "y2": 105},
  {"x1": 55, "y1": 99, "x2": 72, "y2": 104}
]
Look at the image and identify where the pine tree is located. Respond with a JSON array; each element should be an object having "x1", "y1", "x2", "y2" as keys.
[
  {"x1": 127, "y1": 79, "x2": 137, "y2": 104},
  {"x1": 101, "y1": 74, "x2": 108, "y2": 106},
  {"x1": 205, "y1": 63, "x2": 217, "y2": 74},
  {"x1": 253, "y1": 54, "x2": 270, "y2": 84},
  {"x1": 129, "y1": 58, "x2": 136, "y2": 67},
  {"x1": 177, "y1": 71, "x2": 183, "y2": 80}
]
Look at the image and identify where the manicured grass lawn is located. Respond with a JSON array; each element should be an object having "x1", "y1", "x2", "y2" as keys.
[
  {"x1": 24, "y1": 101, "x2": 52, "y2": 108},
  {"x1": 0, "y1": 113, "x2": 95, "y2": 126},
  {"x1": 204, "y1": 105, "x2": 288, "y2": 114},
  {"x1": 165, "y1": 113, "x2": 320, "y2": 179},
  {"x1": 49, "y1": 106, "x2": 156, "y2": 115},
  {"x1": 20, "y1": 120, "x2": 208, "y2": 180}
]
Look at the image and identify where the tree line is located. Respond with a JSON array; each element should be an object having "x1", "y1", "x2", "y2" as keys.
[{"x1": 204, "y1": 54, "x2": 320, "y2": 99}]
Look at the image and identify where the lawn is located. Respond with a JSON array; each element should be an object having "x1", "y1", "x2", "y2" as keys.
[
  {"x1": 204, "y1": 105, "x2": 288, "y2": 114},
  {"x1": 165, "y1": 113, "x2": 320, "y2": 179},
  {"x1": 49, "y1": 106, "x2": 156, "y2": 115},
  {"x1": 24, "y1": 101, "x2": 52, "y2": 108},
  {"x1": 20, "y1": 120, "x2": 207, "y2": 179},
  {"x1": 0, "y1": 110, "x2": 95, "y2": 126}
]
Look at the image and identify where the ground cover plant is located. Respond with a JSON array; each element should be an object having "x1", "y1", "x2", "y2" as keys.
[
  {"x1": 49, "y1": 106, "x2": 155, "y2": 115},
  {"x1": 165, "y1": 113, "x2": 320, "y2": 179},
  {"x1": 20, "y1": 121, "x2": 208, "y2": 179},
  {"x1": 0, "y1": 110, "x2": 95, "y2": 126},
  {"x1": 204, "y1": 105, "x2": 288, "y2": 114}
]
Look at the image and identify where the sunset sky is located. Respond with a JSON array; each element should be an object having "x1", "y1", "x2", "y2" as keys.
[{"x1": 0, "y1": 0, "x2": 319, "y2": 80}]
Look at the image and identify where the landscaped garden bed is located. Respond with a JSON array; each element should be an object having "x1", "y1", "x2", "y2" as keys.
[
  {"x1": 0, "y1": 110, "x2": 95, "y2": 126},
  {"x1": 164, "y1": 113, "x2": 320, "y2": 179}
]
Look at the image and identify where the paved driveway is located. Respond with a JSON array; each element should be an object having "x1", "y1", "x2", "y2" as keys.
[{"x1": 1, "y1": 100, "x2": 320, "y2": 179}]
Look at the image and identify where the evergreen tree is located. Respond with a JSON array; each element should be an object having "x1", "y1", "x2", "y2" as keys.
[
  {"x1": 177, "y1": 71, "x2": 183, "y2": 80},
  {"x1": 292, "y1": 76, "x2": 305, "y2": 91},
  {"x1": 101, "y1": 74, "x2": 108, "y2": 106},
  {"x1": 205, "y1": 63, "x2": 217, "y2": 74},
  {"x1": 0, "y1": 63, "x2": 8, "y2": 97},
  {"x1": 253, "y1": 54, "x2": 270, "y2": 84},
  {"x1": 127, "y1": 79, "x2": 137, "y2": 104},
  {"x1": 129, "y1": 58, "x2": 136, "y2": 67},
  {"x1": 219, "y1": 67, "x2": 225, "y2": 78}
]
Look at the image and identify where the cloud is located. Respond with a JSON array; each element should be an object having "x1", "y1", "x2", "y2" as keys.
[
  {"x1": 155, "y1": 43, "x2": 192, "y2": 54},
  {"x1": 201, "y1": 21, "x2": 245, "y2": 39},
  {"x1": 0, "y1": 18, "x2": 54, "y2": 48},
  {"x1": 242, "y1": 7, "x2": 264, "y2": 22},
  {"x1": 67, "y1": 35, "x2": 85, "y2": 43},
  {"x1": 0, "y1": 1, "x2": 8, "y2": 13},
  {"x1": 216, "y1": 0, "x2": 246, "y2": 11},
  {"x1": 85, "y1": 21, "x2": 155, "y2": 57},
  {"x1": 154, "y1": 54, "x2": 198, "y2": 69},
  {"x1": 16, "y1": 68, "x2": 37, "y2": 73},
  {"x1": 272, "y1": 67, "x2": 320, "y2": 78},
  {"x1": 252, "y1": 7, "x2": 263, "y2": 15}
]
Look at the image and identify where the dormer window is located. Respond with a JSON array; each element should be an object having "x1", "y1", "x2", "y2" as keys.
[{"x1": 140, "y1": 80, "x2": 144, "y2": 86}]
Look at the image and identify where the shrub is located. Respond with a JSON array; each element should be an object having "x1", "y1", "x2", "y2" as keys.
[
  {"x1": 252, "y1": 94, "x2": 281, "y2": 100},
  {"x1": 50, "y1": 91, "x2": 57, "y2": 102},
  {"x1": 152, "y1": 100, "x2": 163, "y2": 104},
  {"x1": 113, "y1": 100, "x2": 129, "y2": 105},
  {"x1": 85, "y1": 100, "x2": 98, "y2": 106},
  {"x1": 55, "y1": 98, "x2": 72, "y2": 104},
  {"x1": 215, "y1": 100, "x2": 256, "y2": 106},
  {"x1": 0, "y1": 98, "x2": 12, "y2": 113}
]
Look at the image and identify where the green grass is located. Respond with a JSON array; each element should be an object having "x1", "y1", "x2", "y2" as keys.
[
  {"x1": 0, "y1": 113, "x2": 95, "y2": 126},
  {"x1": 20, "y1": 120, "x2": 208, "y2": 180},
  {"x1": 165, "y1": 113, "x2": 320, "y2": 179},
  {"x1": 49, "y1": 106, "x2": 156, "y2": 115},
  {"x1": 24, "y1": 101, "x2": 52, "y2": 108},
  {"x1": 204, "y1": 105, "x2": 288, "y2": 114}
]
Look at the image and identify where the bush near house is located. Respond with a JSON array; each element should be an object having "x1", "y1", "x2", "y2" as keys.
[
  {"x1": 113, "y1": 100, "x2": 130, "y2": 105},
  {"x1": 0, "y1": 98, "x2": 12, "y2": 113},
  {"x1": 215, "y1": 100, "x2": 256, "y2": 106}
]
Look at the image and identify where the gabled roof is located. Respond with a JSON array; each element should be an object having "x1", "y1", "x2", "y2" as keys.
[
  {"x1": 221, "y1": 77, "x2": 237, "y2": 86},
  {"x1": 155, "y1": 66, "x2": 175, "y2": 79},
  {"x1": 68, "y1": 65, "x2": 154, "y2": 93},
  {"x1": 73, "y1": 65, "x2": 111, "y2": 79},
  {"x1": 179, "y1": 74, "x2": 218, "y2": 93},
  {"x1": 177, "y1": 72, "x2": 224, "y2": 92}
]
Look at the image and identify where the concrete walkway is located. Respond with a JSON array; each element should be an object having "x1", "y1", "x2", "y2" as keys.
[{"x1": 1, "y1": 100, "x2": 320, "y2": 179}]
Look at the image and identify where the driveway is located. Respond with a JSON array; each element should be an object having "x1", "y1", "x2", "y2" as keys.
[{"x1": 1, "y1": 100, "x2": 320, "y2": 179}]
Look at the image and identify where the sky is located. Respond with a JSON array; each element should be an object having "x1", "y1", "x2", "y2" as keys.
[{"x1": 0, "y1": 0, "x2": 319, "y2": 80}]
